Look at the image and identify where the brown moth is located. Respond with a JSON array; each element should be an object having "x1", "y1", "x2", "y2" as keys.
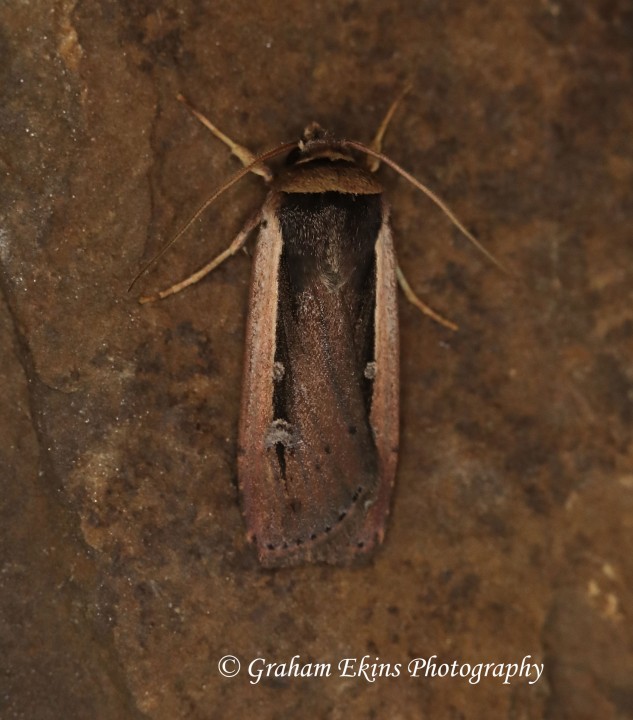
[
  {"x1": 239, "y1": 128, "x2": 399, "y2": 566},
  {"x1": 136, "y1": 92, "x2": 505, "y2": 567}
]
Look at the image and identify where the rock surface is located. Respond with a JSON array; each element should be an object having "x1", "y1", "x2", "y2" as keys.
[{"x1": 1, "y1": 2, "x2": 632, "y2": 718}]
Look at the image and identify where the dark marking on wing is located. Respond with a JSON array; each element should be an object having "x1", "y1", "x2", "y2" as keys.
[{"x1": 261, "y1": 191, "x2": 383, "y2": 542}]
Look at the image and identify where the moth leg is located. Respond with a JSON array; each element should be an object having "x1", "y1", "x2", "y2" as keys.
[
  {"x1": 396, "y1": 265, "x2": 458, "y2": 331},
  {"x1": 177, "y1": 93, "x2": 272, "y2": 182},
  {"x1": 140, "y1": 211, "x2": 261, "y2": 304},
  {"x1": 366, "y1": 84, "x2": 412, "y2": 173}
]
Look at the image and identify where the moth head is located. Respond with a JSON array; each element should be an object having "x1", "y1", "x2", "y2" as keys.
[
  {"x1": 301, "y1": 121, "x2": 329, "y2": 144},
  {"x1": 291, "y1": 122, "x2": 355, "y2": 166}
]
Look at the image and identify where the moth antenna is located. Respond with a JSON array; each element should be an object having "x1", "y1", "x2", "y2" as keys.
[
  {"x1": 129, "y1": 140, "x2": 297, "y2": 291},
  {"x1": 367, "y1": 82, "x2": 412, "y2": 172},
  {"x1": 343, "y1": 140, "x2": 511, "y2": 275}
]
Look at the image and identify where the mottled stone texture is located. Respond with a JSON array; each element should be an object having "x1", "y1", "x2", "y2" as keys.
[{"x1": 1, "y1": 1, "x2": 632, "y2": 718}]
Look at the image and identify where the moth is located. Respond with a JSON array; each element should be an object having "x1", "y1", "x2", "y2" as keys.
[{"x1": 136, "y1": 91, "x2": 504, "y2": 567}]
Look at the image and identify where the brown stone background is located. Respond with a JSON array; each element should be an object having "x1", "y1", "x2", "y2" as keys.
[{"x1": 1, "y1": 1, "x2": 632, "y2": 718}]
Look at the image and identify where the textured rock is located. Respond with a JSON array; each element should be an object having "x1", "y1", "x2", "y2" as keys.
[{"x1": 1, "y1": 1, "x2": 632, "y2": 718}]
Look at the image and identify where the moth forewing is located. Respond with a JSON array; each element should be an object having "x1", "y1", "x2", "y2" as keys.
[
  {"x1": 237, "y1": 197, "x2": 285, "y2": 546},
  {"x1": 361, "y1": 210, "x2": 400, "y2": 547}
]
